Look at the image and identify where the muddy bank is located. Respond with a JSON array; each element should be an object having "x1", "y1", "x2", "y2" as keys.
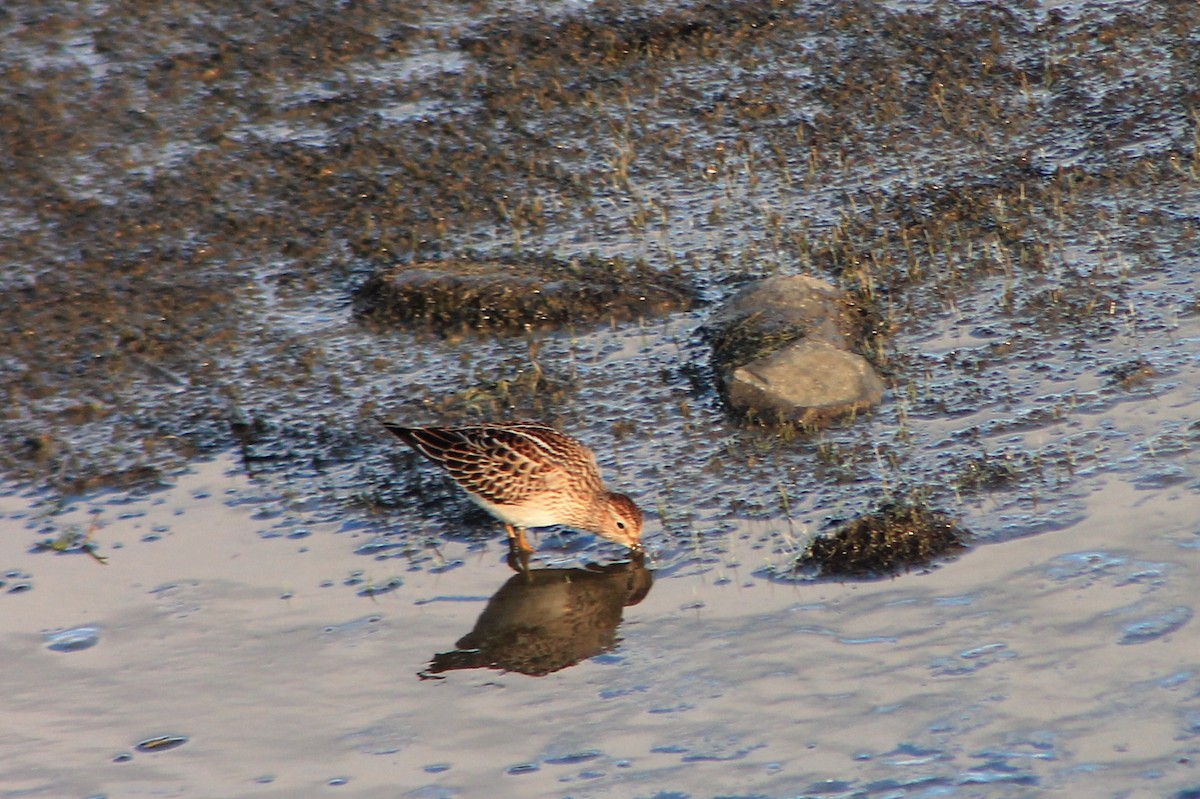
[{"x1": 0, "y1": 0, "x2": 1196, "y2": 563}]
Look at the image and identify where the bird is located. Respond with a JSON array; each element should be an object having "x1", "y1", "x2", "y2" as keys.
[{"x1": 383, "y1": 421, "x2": 643, "y2": 555}]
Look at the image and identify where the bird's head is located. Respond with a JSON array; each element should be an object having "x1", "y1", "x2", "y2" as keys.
[{"x1": 598, "y1": 491, "x2": 643, "y2": 550}]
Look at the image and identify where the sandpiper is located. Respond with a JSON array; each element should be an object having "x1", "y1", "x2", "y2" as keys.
[{"x1": 383, "y1": 422, "x2": 643, "y2": 554}]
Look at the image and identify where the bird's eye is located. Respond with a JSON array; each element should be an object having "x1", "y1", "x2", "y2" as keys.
[{"x1": 616, "y1": 520, "x2": 626, "y2": 529}]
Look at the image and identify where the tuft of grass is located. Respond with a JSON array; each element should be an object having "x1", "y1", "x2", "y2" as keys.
[
  {"x1": 1101, "y1": 357, "x2": 1156, "y2": 389},
  {"x1": 707, "y1": 315, "x2": 810, "y2": 374}
]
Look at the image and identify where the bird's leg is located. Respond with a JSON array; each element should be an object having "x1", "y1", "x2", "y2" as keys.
[
  {"x1": 516, "y1": 527, "x2": 534, "y2": 553},
  {"x1": 505, "y1": 524, "x2": 535, "y2": 553},
  {"x1": 506, "y1": 545, "x2": 531, "y2": 575},
  {"x1": 504, "y1": 525, "x2": 533, "y2": 575}
]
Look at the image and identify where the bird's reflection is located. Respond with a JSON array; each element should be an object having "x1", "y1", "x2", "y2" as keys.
[{"x1": 422, "y1": 553, "x2": 654, "y2": 678}]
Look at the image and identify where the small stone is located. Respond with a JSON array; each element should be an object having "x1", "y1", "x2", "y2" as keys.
[
  {"x1": 726, "y1": 340, "x2": 885, "y2": 425},
  {"x1": 707, "y1": 275, "x2": 885, "y2": 426},
  {"x1": 708, "y1": 274, "x2": 849, "y2": 348}
]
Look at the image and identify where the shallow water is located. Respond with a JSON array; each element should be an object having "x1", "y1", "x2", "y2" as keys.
[{"x1": 3, "y1": 427, "x2": 1199, "y2": 798}]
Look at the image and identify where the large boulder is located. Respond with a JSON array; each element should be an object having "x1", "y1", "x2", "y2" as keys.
[{"x1": 708, "y1": 275, "x2": 885, "y2": 426}]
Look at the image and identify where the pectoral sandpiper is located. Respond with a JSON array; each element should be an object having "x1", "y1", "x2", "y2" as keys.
[{"x1": 384, "y1": 422, "x2": 643, "y2": 554}]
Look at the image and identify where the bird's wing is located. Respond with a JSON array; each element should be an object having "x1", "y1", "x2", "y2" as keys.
[{"x1": 387, "y1": 424, "x2": 588, "y2": 505}]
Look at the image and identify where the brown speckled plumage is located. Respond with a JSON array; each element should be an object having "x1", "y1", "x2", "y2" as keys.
[{"x1": 384, "y1": 422, "x2": 642, "y2": 553}]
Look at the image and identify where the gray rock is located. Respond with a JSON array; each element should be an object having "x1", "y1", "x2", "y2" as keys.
[
  {"x1": 726, "y1": 340, "x2": 885, "y2": 424},
  {"x1": 709, "y1": 274, "x2": 848, "y2": 348},
  {"x1": 708, "y1": 275, "x2": 885, "y2": 425}
]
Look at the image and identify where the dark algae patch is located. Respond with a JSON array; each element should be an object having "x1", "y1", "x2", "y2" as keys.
[
  {"x1": 355, "y1": 255, "x2": 696, "y2": 336},
  {"x1": 796, "y1": 503, "x2": 969, "y2": 579}
]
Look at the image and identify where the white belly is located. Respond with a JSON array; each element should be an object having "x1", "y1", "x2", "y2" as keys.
[{"x1": 468, "y1": 493, "x2": 563, "y2": 529}]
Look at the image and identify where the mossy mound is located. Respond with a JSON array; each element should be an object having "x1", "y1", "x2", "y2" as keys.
[
  {"x1": 798, "y1": 503, "x2": 968, "y2": 578},
  {"x1": 355, "y1": 255, "x2": 696, "y2": 336}
]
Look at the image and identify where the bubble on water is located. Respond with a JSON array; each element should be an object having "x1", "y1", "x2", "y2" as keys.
[
  {"x1": 1119, "y1": 606, "x2": 1193, "y2": 645},
  {"x1": 134, "y1": 735, "x2": 188, "y2": 753},
  {"x1": 45, "y1": 626, "x2": 100, "y2": 652},
  {"x1": 321, "y1": 614, "x2": 384, "y2": 646},
  {"x1": 543, "y1": 750, "x2": 602, "y2": 766},
  {"x1": 506, "y1": 762, "x2": 540, "y2": 775}
]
